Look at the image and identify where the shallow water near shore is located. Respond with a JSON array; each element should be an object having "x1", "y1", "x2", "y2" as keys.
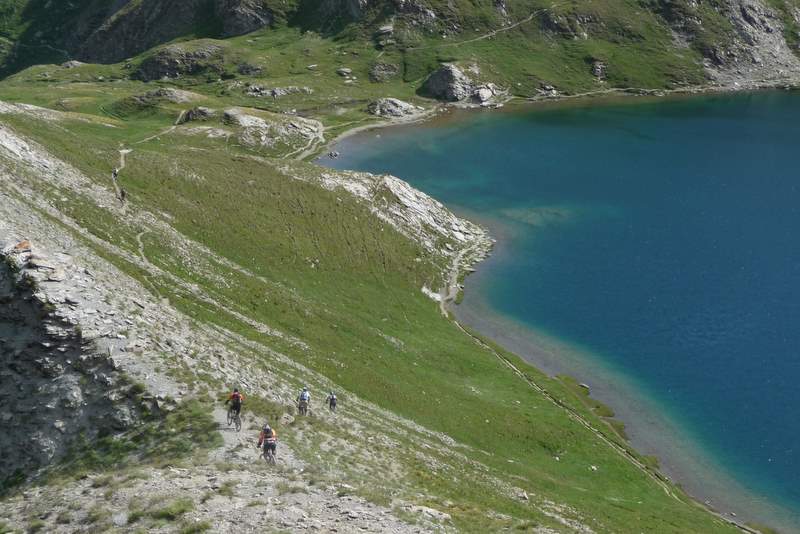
[{"x1": 322, "y1": 91, "x2": 800, "y2": 531}]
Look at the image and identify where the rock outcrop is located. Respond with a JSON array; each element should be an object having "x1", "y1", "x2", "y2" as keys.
[
  {"x1": 221, "y1": 108, "x2": 324, "y2": 153},
  {"x1": 245, "y1": 85, "x2": 314, "y2": 98},
  {"x1": 133, "y1": 44, "x2": 225, "y2": 82},
  {"x1": 134, "y1": 88, "x2": 199, "y2": 104},
  {"x1": 216, "y1": 0, "x2": 273, "y2": 37},
  {"x1": 421, "y1": 64, "x2": 506, "y2": 105},
  {"x1": 177, "y1": 106, "x2": 217, "y2": 124},
  {"x1": 705, "y1": 0, "x2": 800, "y2": 86},
  {"x1": 369, "y1": 62, "x2": 400, "y2": 82},
  {"x1": 591, "y1": 59, "x2": 607, "y2": 80},
  {"x1": 367, "y1": 97, "x2": 421, "y2": 117},
  {"x1": 286, "y1": 166, "x2": 491, "y2": 257},
  {"x1": 421, "y1": 64, "x2": 474, "y2": 101},
  {"x1": 0, "y1": 242, "x2": 144, "y2": 485}
]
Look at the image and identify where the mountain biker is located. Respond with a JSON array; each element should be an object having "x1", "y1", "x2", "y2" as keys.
[
  {"x1": 297, "y1": 386, "x2": 310, "y2": 415},
  {"x1": 326, "y1": 391, "x2": 337, "y2": 412},
  {"x1": 257, "y1": 422, "x2": 277, "y2": 457},
  {"x1": 225, "y1": 388, "x2": 245, "y2": 417}
]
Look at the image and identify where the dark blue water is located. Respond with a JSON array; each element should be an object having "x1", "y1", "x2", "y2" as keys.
[{"x1": 325, "y1": 92, "x2": 800, "y2": 525}]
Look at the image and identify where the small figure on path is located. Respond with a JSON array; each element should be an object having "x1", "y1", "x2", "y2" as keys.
[
  {"x1": 257, "y1": 421, "x2": 278, "y2": 463},
  {"x1": 119, "y1": 187, "x2": 127, "y2": 204},
  {"x1": 326, "y1": 391, "x2": 337, "y2": 412},
  {"x1": 225, "y1": 388, "x2": 245, "y2": 418},
  {"x1": 112, "y1": 167, "x2": 119, "y2": 180},
  {"x1": 297, "y1": 386, "x2": 310, "y2": 415}
]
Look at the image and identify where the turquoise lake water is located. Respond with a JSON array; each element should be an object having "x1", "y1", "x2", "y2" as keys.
[{"x1": 324, "y1": 91, "x2": 800, "y2": 529}]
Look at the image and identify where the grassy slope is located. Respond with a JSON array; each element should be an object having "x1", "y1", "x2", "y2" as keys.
[
  {"x1": 0, "y1": 61, "x2": 740, "y2": 530},
  {"x1": 0, "y1": 0, "x2": 730, "y2": 90},
  {"x1": 0, "y1": 2, "x2": 753, "y2": 530}
]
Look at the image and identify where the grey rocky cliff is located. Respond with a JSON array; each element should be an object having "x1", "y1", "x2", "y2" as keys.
[
  {"x1": 0, "y1": 242, "x2": 144, "y2": 486},
  {"x1": 705, "y1": 0, "x2": 800, "y2": 87},
  {"x1": 651, "y1": 0, "x2": 800, "y2": 87},
  {"x1": 216, "y1": 0, "x2": 274, "y2": 37},
  {"x1": 74, "y1": 0, "x2": 272, "y2": 64}
]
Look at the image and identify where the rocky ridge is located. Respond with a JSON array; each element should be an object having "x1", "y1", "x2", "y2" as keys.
[
  {"x1": 0, "y1": 241, "x2": 145, "y2": 485},
  {"x1": 75, "y1": 0, "x2": 273, "y2": 64},
  {"x1": 283, "y1": 163, "x2": 492, "y2": 265}
]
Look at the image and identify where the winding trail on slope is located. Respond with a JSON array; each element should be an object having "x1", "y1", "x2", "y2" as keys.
[
  {"x1": 407, "y1": 3, "x2": 564, "y2": 51},
  {"x1": 118, "y1": 148, "x2": 131, "y2": 170},
  {"x1": 130, "y1": 111, "x2": 186, "y2": 146},
  {"x1": 440, "y1": 245, "x2": 758, "y2": 534}
]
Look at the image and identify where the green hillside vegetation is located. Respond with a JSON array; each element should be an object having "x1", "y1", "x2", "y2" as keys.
[
  {"x1": 0, "y1": 0, "x2": 737, "y2": 90},
  {"x1": 0, "y1": 69, "x2": 742, "y2": 530},
  {"x1": 0, "y1": 0, "x2": 784, "y2": 531}
]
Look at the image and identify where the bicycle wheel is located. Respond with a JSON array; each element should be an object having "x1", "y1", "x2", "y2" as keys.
[
  {"x1": 227, "y1": 409, "x2": 233, "y2": 426},
  {"x1": 234, "y1": 413, "x2": 242, "y2": 432}
]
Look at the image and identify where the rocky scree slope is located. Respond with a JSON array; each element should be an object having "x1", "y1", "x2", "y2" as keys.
[{"x1": 651, "y1": 0, "x2": 800, "y2": 87}]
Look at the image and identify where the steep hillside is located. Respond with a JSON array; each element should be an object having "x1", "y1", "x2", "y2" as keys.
[
  {"x1": 0, "y1": 0, "x2": 797, "y2": 532},
  {"x1": 2, "y1": 0, "x2": 800, "y2": 90},
  {"x1": 0, "y1": 91, "x2": 751, "y2": 532}
]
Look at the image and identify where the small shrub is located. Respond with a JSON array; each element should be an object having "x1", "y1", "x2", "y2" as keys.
[
  {"x1": 179, "y1": 520, "x2": 212, "y2": 534},
  {"x1": 276, "y1": 481, "x2": 308, "y2": 495},
  {"x1": 28, "y1": 519, "x2": 46, "y2": 532},
  {"x1": 129, "y1": 382, "x2": 147, "y2": 396},
  {"x1": 150, "y1": 498, "x2": 193, "y2": 521},
  {"x1": 85, "y1": 506, "x2": 110, "y2": 524},
  {"x1": 127, "y1": 510, "x2": 145, "y2": 524},
  {"x1": 218, "y1": 480, "x2": 237, "y2": 497},
  {"x1": 91, "y1": 474, "x2": 114, "y2": 488}
]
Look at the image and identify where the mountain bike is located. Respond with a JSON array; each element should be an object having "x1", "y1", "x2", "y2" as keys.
[
  {"x1": 262, "y1": 442, "x2": 276, "y2": 465},
  {"x1": 227, "y1": 406, "x2": 242, "y2": 432}
]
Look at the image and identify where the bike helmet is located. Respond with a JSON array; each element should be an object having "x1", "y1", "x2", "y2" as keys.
[{"x1": 234, "y1": 388, "x2": 239, "y2": 393}]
